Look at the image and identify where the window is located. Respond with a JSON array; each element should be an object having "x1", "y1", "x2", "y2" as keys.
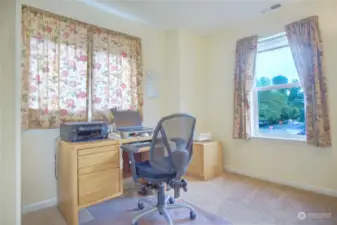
[
  {"x1": 21, "y1": 6, "x2": 142, "y2": 129},
  {"x1": 251, "y1": 33, "x2": 305, "y2": 140}
]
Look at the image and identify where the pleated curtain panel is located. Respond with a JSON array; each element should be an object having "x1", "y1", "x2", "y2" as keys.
[
  {"x1": 21, "y1": 6, "x2": 143, "y2": 129},
  {"x1": 286, "y1": 16, "x2": 331, "y2": 147},
  {"x1": 232, "y1": 35, "x2": 258, "y2": 139},
  {"x1": 91, "y1": 27, "x2": 143, "y2": 122}
]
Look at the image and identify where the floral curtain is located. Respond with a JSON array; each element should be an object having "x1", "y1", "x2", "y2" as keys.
[
  {"x1": 91, "y1": 27, "x2": 143, "y2": 121},
  {"x1": 21, "y1": 7, "x2": 89, "y2": 129},
  {"x1": 21, "y1": 6, "x2": 143, "y2": 129},
  {"x1": 286, "y1": 16, "x2": 331, "y2": 147},
  {"x1": 233, "y1": 35, "x2": 258, "y2": 139}
]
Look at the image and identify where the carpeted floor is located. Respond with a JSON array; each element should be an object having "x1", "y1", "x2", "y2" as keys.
[
  {"x1": 80, "y1": 193, "x2": 229, "y2": 225},
  {"x1": 23, "y1": 191, "x2": 229, "y2": 225},
  {"x1": 182, "y1": 173, "x2": 337, "y2": 225},
  {"x1": 23, "y1": 173, "x2": 337, "y2": 225}
]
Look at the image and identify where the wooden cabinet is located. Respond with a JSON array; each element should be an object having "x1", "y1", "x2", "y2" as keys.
[
  {"x1": 78, "y1": 168, "x2": 120, "y2": 205},
  {"x1": 187, "y1": 141, "x2": 223, "y2": 180},
  {"x1": 57, "y1": 139, "x2": 122, "y2": 225},
  {"x1": 78, "y1": 150, "x2": 120, "y2": 169}
]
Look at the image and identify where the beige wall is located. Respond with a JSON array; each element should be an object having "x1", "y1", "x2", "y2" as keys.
[
  {"x1": 164, "y1": 31, "x2": 181, "y2": 114},
  {"x1": 0, "y1": 0, "x2": 21, "y2": 224},
  {"x1": 21, "y1": 0, "x2": 167, "y2": 207},
  {"x1": 178, "y1": 30, "x2": 206, "y2": 133},
  {"x1": 206, "y1": 0, "x2": 337, "y2": 193},
  {"x1": 165, "y1": 30, "x2": 206, "y2": 132}
]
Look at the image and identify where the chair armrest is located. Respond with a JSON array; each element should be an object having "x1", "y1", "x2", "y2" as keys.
[
  {"x1": 120, "y1": 144, "x2": 141, "y2": 183},
  {"x1": 120, "y1": 144, "x2": 140, "y2": 153}
]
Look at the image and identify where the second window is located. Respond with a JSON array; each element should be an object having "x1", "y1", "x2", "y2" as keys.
[{"x1": 252, "y1": 33, "x2": 305, "y2": 140}]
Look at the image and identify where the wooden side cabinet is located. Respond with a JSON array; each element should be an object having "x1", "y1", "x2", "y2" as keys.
[
  {"x1": 57, "y1": 139, "x2": 123, "y2": 225},
  {"x1": 187, "y1": 141, "x2": 223, "y2": 180}
]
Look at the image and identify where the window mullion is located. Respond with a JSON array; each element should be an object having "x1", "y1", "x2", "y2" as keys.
[
  {"x1": 257, "y1": 44, "x2": 289, "y2": 54},
  {"x1": 255, "y1": 83, "x2": 301, "y2": 91}
]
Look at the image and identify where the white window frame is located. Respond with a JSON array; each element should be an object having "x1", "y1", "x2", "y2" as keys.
[{"x1": 251, "y1": 33, "x2": 306, "y2": 141}]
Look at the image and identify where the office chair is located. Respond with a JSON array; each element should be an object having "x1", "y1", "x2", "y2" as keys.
[{"x1": 121, "y1": 113, "x2": 197, "y2": 225}]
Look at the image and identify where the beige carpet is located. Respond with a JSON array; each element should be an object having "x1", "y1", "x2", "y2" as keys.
[
  {"x1": 81, "y1": 193, "x2": 229, "y2": 225},
  {"x1": 23, "y1": 172, "x2": 337, "y2": 225},
  {"x1": 23, "y1": 192, "x2": 229, "y2": 225},
  {"x1": 182, "y1": 173, "x2": 337, "y2": 225}
]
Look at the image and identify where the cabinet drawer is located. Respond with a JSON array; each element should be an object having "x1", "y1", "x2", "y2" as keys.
[
  {"x1": 78, "y1": 168, "x2": 120, "y2": 205},
  {"x1": 78, "y1": 163, "x2": 116, "y2": 175},
  {"x1": 78, "y1": 151, "x2": 119, "y2": 168},
  {"x1": 78, "y1": 145, "x2": 119, "y2": 156},
  {"x1": 187, "y1": 144, "x2": 203, "y2": 176}
]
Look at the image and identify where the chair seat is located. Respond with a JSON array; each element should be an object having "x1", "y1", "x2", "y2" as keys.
[{"x1": 135, "y1": 160, "x2": 176, "y2": 179}]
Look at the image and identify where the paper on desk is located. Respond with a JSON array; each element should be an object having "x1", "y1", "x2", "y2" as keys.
[
  {"x1": 194, "y1": 132, "x2": 212, "y2": 141},
  {"x1": 108, "y1": 132, "x2": 121, "y2": 140}
]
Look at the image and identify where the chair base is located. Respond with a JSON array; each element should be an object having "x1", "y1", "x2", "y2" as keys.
[
  {"x1": 131, "y1": 184, "x2": 196, "y2": 225},
  {"x1": 132, "y1": 202, "x2": 197, "y2": 225}
]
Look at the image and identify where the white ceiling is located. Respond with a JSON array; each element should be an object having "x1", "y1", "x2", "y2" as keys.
[{"x1": 81, "y1": 0, "x2": 305, "y2": 35}]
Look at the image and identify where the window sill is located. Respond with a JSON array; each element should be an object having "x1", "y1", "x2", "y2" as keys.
[{"x1": 250, "y1": 135, "x2": 306, "y2": 144}]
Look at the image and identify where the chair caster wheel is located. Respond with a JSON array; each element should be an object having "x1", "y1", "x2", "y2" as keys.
[
  {"x1": 190, "y1": 211, "x2": 196, "y2": 220},
  {"x1": 138, "y1": 201, "x2": 144, "y2": 210},
  {"x1": 168, "y1": 197, "x2": 175, "y2": 204}
]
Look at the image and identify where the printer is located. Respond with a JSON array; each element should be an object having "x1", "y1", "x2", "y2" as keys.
[{"x1": 60, "y1": 122, "x2": 108, "y2": 142}]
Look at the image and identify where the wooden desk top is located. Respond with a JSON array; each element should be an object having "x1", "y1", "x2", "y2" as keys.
[
  {"x1": 60, "y1": 139, "x2": 119, "y2": 149},
  {"x1": 59, "y1": 138, "x2": 218, "y2": 154},
  {"x1": 59, "y1": 137, "x2": 152, "y2": 153}
]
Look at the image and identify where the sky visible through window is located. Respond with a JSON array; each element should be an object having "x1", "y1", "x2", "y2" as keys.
[{"x1": 255, "y1": 46, "x2": 299, "y2": 84}]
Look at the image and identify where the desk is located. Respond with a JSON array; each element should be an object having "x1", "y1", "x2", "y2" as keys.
[
  {"x1": 57, "y1": 138, "x2": 150, "y2": 225},
  {"x1": 57, "y1": 138, "x2": 222, "y2": 225}
]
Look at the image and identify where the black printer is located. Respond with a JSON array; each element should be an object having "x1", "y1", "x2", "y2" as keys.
[{"x1": 60, "y1": 122, "x2": 109, "y2": 142}]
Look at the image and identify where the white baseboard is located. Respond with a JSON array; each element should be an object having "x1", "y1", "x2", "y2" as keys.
[
  {"x1": 22, "y1": 198, "x2": 57, "y2": 214},
  {"x1": 225, "y1": 166, "x2": 337, "y2": 198}
]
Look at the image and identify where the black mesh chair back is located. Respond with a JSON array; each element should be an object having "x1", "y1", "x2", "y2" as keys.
[{"x1": 149, "y1": 113, "x2": 196, "y2": 180}]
